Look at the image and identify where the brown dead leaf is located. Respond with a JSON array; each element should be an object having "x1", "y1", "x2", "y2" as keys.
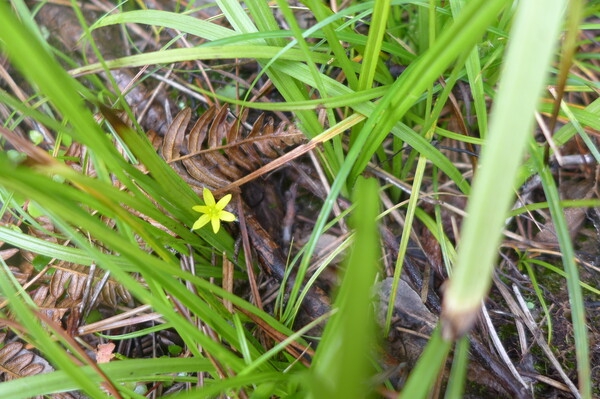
[{"x1": 95, "y1": 343, "x2": 115, "y2": 364}]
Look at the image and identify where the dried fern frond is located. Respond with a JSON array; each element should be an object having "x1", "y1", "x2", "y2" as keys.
[
  {"x1": 162, "y1": 107, "x2": 232, "y2": 191},
  {"x1": 228, "y1": 108, "x2": 304, "y2": 169},
  {"x1": 0, "y1": 332, "x2": 47, "y2": 381},
  {"x1": 18, "y1": 220, "x2": 133, "y2": 310},
  {"x1": 0, "y1": 332, "x2": 80, "y2": 398},
  {"x1": 30, "y1": 286, "x2": 69, "y2": 325},
  {"x1": 49, "y1": 263, "x2": 132, "y2": 308},
  {"x1": 160, "y1": 106, "x2": 305, "y2": 192}
]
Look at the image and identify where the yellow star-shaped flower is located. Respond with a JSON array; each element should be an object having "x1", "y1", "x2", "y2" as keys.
[{"x1": 192, "y1": 188, "x2": 236, "y2": 234}]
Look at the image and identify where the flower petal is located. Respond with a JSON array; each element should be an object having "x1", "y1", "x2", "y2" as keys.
[
  {"x1": 215, "y1": 193, "x2": 232, "y2": 210},
  {"x1": 192, "y1": 214, "x2": 211, "y2": 231},
  {"x1": 219, "y1": 211, "x2": 236, "y2": 222},
  {"x1": 202, "y1": 187, "x2": 216, "y2": 206},
  {"x1": 210, "y1": 217, "x2": 221, "y2": 233},
  {"x1": 192, "y1": 205, "x2": 210, "y2": 213}
]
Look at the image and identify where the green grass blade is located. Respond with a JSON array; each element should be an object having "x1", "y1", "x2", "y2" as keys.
[
  {"x1": 303, "y1": 0, "x2": 358, "y2": 89},
  {"x1": 449, "y1": 0, "x2": 489, "y2": 138},
  {"x1": 521, "y1": 258, "x2": 554, "y2": 344},
  {"x1": 70, "y1": 46, "x2": 332, "y2": 76},
  {"x1": 350, "y1": 0, "x2": 510, "y2": 183},
  {"x1": 384, "y1": 60, "x2": 465, "y2": 334},
  {"x1": 444, "y1": 336, "x2": 470, "y2": 399},
  {"x1": 357, "y1": 0, "x2": 391, "y2": 92},
  {"x1": 290, "y1": 1, "x2": 504, "y2": 313},
  {"x1": 530, "y1": 143, "x2": 591, "y2": 398},
  {"x1": 440, "y1": 0, "x2": 567, "y2": 338},
  {"x1": 309, "y1": 177, "x2": 381, "y2": 399},
  {"x1": 91, "y1": 9, "x2": 237, "y2": 41},
  {"x1": 0, "y1": 357, "x2": 214, "y2": 399},
  {"x1": 400, "y1": 326, "x2": 452, "y2": 397}
]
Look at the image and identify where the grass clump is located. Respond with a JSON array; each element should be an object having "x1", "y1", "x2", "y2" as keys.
[{"x1": 0, "y1": 0, "x2": 599, "y2": 398}]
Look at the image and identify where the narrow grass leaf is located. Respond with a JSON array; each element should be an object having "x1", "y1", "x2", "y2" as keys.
[
  {"x1": 449, "y1": 0, "x2": 489, "y2": 138},
  {"x1": 441, "y1": 0, "x2": 567, "y2": 339},
  {"x1": 0, "y1": 358, "x2": 214, "y2": 399},
  {"x1": 400, "y1": 327, "x2": 452, "y2": 397},
  {"x1": 91, "y1": 10, "x2": 237, "y2": 41},
  {"x1": 290, "y1": 0, "x2": 504, "y2": 320},
  {"x1": 357, "y1": 0, "x2": 391, "y2": 92},
  {"x1": 309, "y1": 177, "x2": 381, "y2": 399},
  {"x1": 530, "y1": 143, "x2": 591, "y2": 398},
  {"x1": 350, "y1": 0, "x2": 510, "y2": 183},
  {"x1": 444, "y1": 336, "x2": 470, "y2": 399},
  {"x1": 71, "y1": 46, "x2": 332, "y2": 76}
]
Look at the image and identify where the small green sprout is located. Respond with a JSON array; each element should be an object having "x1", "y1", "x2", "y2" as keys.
[{"x1": 192, "y1": 187, "x2": 236, "y2": 234}]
